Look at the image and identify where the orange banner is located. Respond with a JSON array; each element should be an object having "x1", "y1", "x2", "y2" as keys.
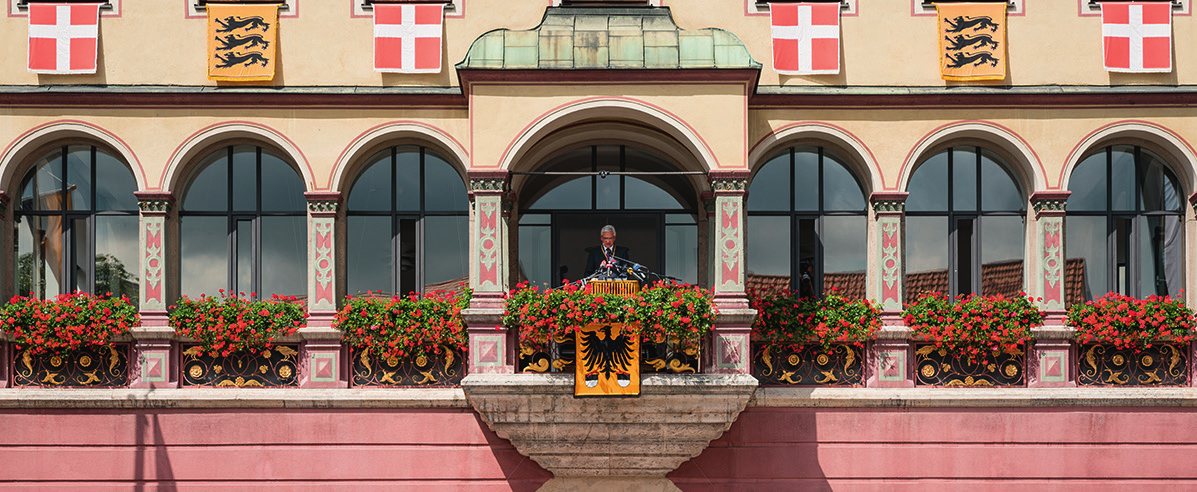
[
  {"x1": 575, "y1": 322, "x2": 640, "y2": 397},
  {"x1": 207, "y1": 4, "x2": 278, "y2": 82},
  {"x1": 937, "y1": 2, "x2": 1006, "y2": 81}
]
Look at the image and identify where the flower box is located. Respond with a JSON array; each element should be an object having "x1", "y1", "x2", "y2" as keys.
[
  {"x1": 180, "y1": 345, "x2": 299, "y2": 387},
  {"x1": 505, "y1": 281, "x2": 715, "y2": 373},
  {"x1": 351, "y1": 345, "x2": 464, "y2": 387},
  {"x1": 752, "y1": 342, "x2": 864, "y2": 386},
  {"x1": 903, "y1": 292, "x2": 1042, "y2": 387},
  {"x1": 12, "y1": 343, "x2": 130, "y2": 387}
]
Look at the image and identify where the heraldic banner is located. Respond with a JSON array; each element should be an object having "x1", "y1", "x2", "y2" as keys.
[
  {"x1": 937, "y1": 2, "x2": 1006, "y2": 81},
  {"x1": 576, "y1": 322, "x2": 640, "y2": 397},
  {"x1": 207, "y1": 3, "x2": 278, "y2": 82}
]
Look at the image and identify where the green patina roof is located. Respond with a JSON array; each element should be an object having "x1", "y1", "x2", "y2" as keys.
[{"x1": 457, "y1": 7, "x2": 760, "y2": 70}]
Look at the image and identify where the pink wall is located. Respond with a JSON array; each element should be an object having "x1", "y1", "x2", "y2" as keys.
[
  {"x1": 0, "y1": 409, "x2": 551, "y2": 490},
  {"x1": 670, "y1": 407, "x2": 1197, "y2": 490}
]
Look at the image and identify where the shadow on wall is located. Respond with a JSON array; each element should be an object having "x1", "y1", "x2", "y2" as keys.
[
  {"x1": 476, "y1": 412, "x2": 554, "y2": 491},
  {"x1": 668, "y1": 405, "x2": 829, "y2": 490},
  {"x1": 135, "y1": 412, "x2": 177, "y2": 491}
]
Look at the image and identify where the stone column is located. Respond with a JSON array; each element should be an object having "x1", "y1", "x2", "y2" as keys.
[
  {"x1": 300, "y1": 192, "x2": 347, "y2": 388},
  {"x1": 1029, "y1": 191, "x2": 1074, "y2": 387},
  {"x1": 464, "y1": 170, "x2": 513, "y2": 374},
  {"x1": 131, "y1": 191, "x2": 177, "y2": 388},
  {"x1": 707, "y1": 171, "x2": 753, "y2": 374},
  {"x1": 0, "y1": 191, "x2": 9, "y2": 388},
  {"x1": 868, "y1": 192, "x2": 911, "y2": 387}
]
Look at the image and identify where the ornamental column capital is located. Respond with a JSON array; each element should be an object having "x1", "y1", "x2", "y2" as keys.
[
  {"x1": 708, "y1": 170, "x2": 749, "y2": 196},
  {"x1": 1030, "y1": 191, "x2": 1070, "y2": 218},
  {"x1": 869, "y1": 191, "x2": 908, "y2": 216},
  {"x1": 468, "y1": 170, "x2": 509, "y2": 195},
  {"x1": 134, "y1": 191, "x2": 176, "y2": 217},
  {"x1": 304, "y1": 191, "x2": 342, "y2": 217}
]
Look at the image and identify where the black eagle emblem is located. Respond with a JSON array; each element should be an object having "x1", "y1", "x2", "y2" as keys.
[{"x1": 579, "y1": 324, "x2": 636, "y2": 388}]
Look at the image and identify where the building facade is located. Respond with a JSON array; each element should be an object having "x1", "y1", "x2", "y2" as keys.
[{"x1": 4, "y1": 0, "x2": 1197, "y2": 488}]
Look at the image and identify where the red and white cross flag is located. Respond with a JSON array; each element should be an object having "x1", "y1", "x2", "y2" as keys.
[
  {"x1": 28, "y1": 3, "x2": 101, "y2": 74},
  {"x1": 1102, "y1": 1, "x2": 1172, "y2": 73},
  {"x1": 770, "y1": 2, "x2": 840, "y2": 75},
  {"x1": 374, "y1": 3, "x2": 444, "y2": 73}
]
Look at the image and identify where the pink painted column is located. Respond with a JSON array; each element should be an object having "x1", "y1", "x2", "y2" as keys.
[
  {"x1": 708, "y1": 171, "x2": 752, "y2": 374},
  {"x1": 868, "y1": 192, "x2": 912, "y2": 387},
  {"x1": 1028, "y1": 191, "x2": 1075, "y2": 387},
  {"x1": 131, "y1": 192, "x2": 178, "y2": 388},
  {"x1": 301, "y1": 192, "x2": 347, "y2": 388},
  {"x1": 464, "y1": 171, "x2": 514, "y2": 374}
]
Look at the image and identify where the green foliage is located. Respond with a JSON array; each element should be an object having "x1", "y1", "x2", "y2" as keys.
[
  {"x1": 335, "y1": 289, "x2": 471, "y2": 359},
  {"x1": 170, "y1": 293, "x2": 306, "y2": 357},
  {"x1": 903, "y1": 292, "x2": 1043, "y2": 361},
  {"x1": 1067, "y1": 292, "x2": 1195, "y2": 350},
  {"x1": 0, "y1": 292, "x2": 138, "y2": 356},
  {"x1": 749, "y1": 290, "x2": 881, "y2": 351}
]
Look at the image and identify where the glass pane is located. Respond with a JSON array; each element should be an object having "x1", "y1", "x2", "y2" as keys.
[
  {"x1": 596, "y1": 145, "x2": 620, "y2": 210},
  {"x1": 526, "y1": 177, "x2": 591, "y2": 210},
  {"x1": 399, "y1": 219, "x2": 417, "y2": 295},
  {"x1": 794, "y1": 147, "x2": 818, "y2": 211},
  {"x1": 980, "y1": 215, "x2": 1025, "y2": 297},
  {"x1": 665, "y1": 224, "x2": 698, "y2": 285},
  {"x1": 348, "y1": 150, "x2": 392, "y2": 211},
  {"x1": 906, "y1": 151, "x2": 948, "y2": 212},
  {"x1": 71, "y1": 218, "x2": 89, "y2": 292},
  {"x1": 232, "y1": 146, "x2": 257, "y2": 211},
  {"x1": 625, "y1": 177, "x2": 683, "y2": 209},
  {"x1": 16, "y1": 216, "x2": 63, "y2": 297},
  {"x1": 20, "y1": 152, "x2": 56, "y2": 212},
  {"x1": 236, "y1": 220, "x2": 252, "y2": 296},
  {"x1": 981, "y1": 149, "x2": 1023, "y2": 211},
  {"x1": 66, "y1": 146, "x2": 92, "y2": 211},
  {"x1": 518, "y1": 225, "x2": 552, "y2": 288},
  {"x1": 666, "y1": 213, "x2": 696, "y2": 224},
  {"x1": 183, "y1": 150, "x2": 228, "y2": 212},
  {"x1": 261, "y1": 216, "x2": 307, "y2": 298},
  {"x1": 1067, "y1": 152, "x2": 1107, "y2": 211},
  {"x1": 396, "y1": 147, "x2": 420, "y2": 212},
  {"x1": 953, "y1": 148, "x2": 977, "y2": 212},
  {"x1": 94, "y1": 150, "x2": 137, "y2": 211},
  {"x1": 180, "y1": 216, "x2": 227, "y2": 298},
  {"x1": 347, "y1": 216, "x2": 392, "y2": 296},
  {"x1": 95, "y1": 215, "x2": 139, "y2": 299},
  {"x1": 904, "y1": 216, "x2": 948, "y2": 301},
  {"x1": 260, "y1": 151, "x2": 306, "y2": 212},
  {"x1": 747, "y1": 152, "x2": 789, "y2": 212},
  {"x1": 519, "y1": 214, "x2": 550, "y2": 225},
  {"x1": 1111, "y1": 146, "x2": 1135, "y2": 211},
  {"x1": 797, "y1": 218, "x2": 817, "y2": 298},
  {"x1": 424, "y1": 216, "x2": 468, "y2": 292},
  {"x1": 30, "y1": 153, "x2": 66, "y2": 211},
  {"x1": 1066, "y1": 216, "x2": 1108, "y2": 303},
  {"x1": 1141, "y1": 215, "x2": 1184, "y2": 298},
  {"x1": 956, "y1": 218, "x2": 974, "y2": 297},
  {"x1": 1115, "y1": 218, "x2": 1131, "y2": 295},
  {"x1": 822, "y1": 153, "x2": 864, "y2": 212},
  {"x1": 423, "y1": 151, "x2": 468, "y2": 212},
  {"x1": 822, "y1": 215, "x2": 866, "y2": 300},
  {"x1": 1140, "y1": 149, "x2": 1183, "y2": 212},
  {"x1": 746, "y1": 216, "x2": 790, "y2": 290}
]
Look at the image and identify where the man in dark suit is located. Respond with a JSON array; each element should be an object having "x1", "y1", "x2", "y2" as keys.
[{"x1": 584, "y1": 225, "x2": 630, "y2": 278}]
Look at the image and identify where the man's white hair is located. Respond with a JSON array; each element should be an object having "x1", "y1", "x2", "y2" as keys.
[{"x1": 601, "y1": 225, "x2": 616, "y2": 236}]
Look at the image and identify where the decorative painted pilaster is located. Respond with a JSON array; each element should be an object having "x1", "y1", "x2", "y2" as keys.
[
  {"x1": 300, "y1": 192, "x2": 347, "y2": 388},
  {"x1": 465, "y1": 171, "x2": 514, "y2": 374},
  {"x1": 870, "y1": 192, "x2": 908, "y2": 312},
  {"x1": 708, "y1": 171, "x2": 752, "y2": 373},
  {"x1": 1032, "y1": 191, "x2": 1070, "y2": 311},
  {"x1": 132, "y1": 192, "x2": 177, "y2": 388}
]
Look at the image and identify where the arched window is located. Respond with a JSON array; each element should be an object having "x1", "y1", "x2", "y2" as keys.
[
  {"x1": 746, "y1": 146, "x2": 867, "y2": 298},
  {"x1": 179, "y1": 145, "x2": 307, "y2": 299},
  {"x1": 346, "y1": 145, "x2": 469, "y2": 295},
  {"x1": 16, "y1": 145, "x2": 139, "y2": 298},
  {"x1": 1066, "y1": 145, "x2": 1184, "y2": 302},
  {"x1": 905, "y1": 146, "x2": 1025, "y2": 301}
]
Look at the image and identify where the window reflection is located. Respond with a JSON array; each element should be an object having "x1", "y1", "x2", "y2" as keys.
[
  {"x1": 1066, "y1": 145, "x2": 1185, "y2": 303},
  {"x1": 16, "y1": 146, "x2": 139, "y2": 299},
  {"x1": 346, "y1": 145, "x2": 469, "y2": 296},
  {"x1": 747, "y1": 145, "x2": 867, "y2": 298}
]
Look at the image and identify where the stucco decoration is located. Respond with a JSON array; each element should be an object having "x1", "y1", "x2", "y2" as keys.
[
  {"x1": 136, "y1": 192, "x2": 173, "y2": 311},
  {"x1": 457, "y1": 7, "x2": 759, "y2": 71},
  {"x1": 716, "y1": 199, "x2": 743, "y2": 292},
  {"x1": 476, "y1": 199, "x2": 502, "y2": 290}
]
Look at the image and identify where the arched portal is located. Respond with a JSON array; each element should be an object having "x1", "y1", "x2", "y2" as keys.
[{"x1": 515, "y1": 144, "x2": 703, "y2": 288}]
